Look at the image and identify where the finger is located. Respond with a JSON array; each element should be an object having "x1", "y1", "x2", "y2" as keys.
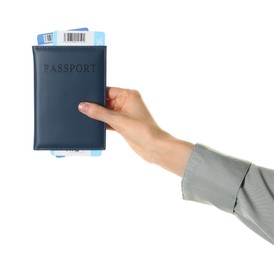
[
  {"x1": 107, "y1": 87, "x2": 127, "y2": 99},
  {"x1": 78, "y1": 102, "x2": 115, "y2": 126}
]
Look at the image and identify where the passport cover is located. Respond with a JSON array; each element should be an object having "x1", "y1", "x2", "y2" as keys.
[{"x1": 32, "y1": 46, "x2": 106, "y2": 150}]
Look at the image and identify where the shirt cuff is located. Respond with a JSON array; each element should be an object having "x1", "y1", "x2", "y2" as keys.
[{"x1": 182, "y1": 144, "x2": 251, "y2": 213}]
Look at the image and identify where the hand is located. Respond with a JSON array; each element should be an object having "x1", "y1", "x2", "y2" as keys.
[{"x1": 78, "y1": 87, "x2": 194, "y2": 176}]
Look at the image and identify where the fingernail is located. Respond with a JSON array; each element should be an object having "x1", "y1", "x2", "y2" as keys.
[{"x1": 78, "y1": 102, "x2": 88, "y2": 113}]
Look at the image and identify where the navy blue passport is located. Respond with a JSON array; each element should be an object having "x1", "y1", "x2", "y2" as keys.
[{"x1": 32, "y1": 46, "x2": 106, "y2": 150}]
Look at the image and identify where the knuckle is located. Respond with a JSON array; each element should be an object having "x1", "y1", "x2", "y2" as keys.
[
  {"x1": 132, "y1": 90, "x2": 141, "y2": 97},
  {"x1": 129, "y1": 89, "x2": 141, "y2": 100}
]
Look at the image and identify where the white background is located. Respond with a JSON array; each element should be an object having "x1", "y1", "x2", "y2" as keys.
[{"x1": 0, "y1": 0, "x2": 274, "y2": 259}]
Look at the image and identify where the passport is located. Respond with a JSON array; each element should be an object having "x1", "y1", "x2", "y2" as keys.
[{"x1": 32, "y1": 46, "x2": 106, "y2": 150}]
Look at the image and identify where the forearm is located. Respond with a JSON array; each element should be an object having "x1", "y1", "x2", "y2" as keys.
[{"x1": 150, "y1": 131, "x2": 194, "y2": 177}]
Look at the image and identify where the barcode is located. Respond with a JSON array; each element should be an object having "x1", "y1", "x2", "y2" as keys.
[
  {"x1": 63, "y1": 32, "x2": 86, "y2": 42},
  {"x1": 43, "y1": 34, "x2": 53, "y2": 43}
]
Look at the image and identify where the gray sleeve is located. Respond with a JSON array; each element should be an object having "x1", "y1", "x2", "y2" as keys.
[{"x1": 181, "y1": 144, "x2": 274, "y2": 245}]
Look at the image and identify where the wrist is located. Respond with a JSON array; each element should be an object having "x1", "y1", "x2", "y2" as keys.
[{"x1": 150, "y1": 131, "x2": 194, "y2": 177}]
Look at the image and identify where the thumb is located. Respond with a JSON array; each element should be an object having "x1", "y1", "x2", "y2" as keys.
[{"x1": 78, "y1": 102, "x2": 114, "y2": 125}]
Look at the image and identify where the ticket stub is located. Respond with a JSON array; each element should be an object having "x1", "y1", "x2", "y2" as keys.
[
  {"x1": 37, "y1": 27, "x2": 89, "y2": 45},
  {"x1": 51, "y1": 150, "x2": 102, "y2": 157},
  {"x1": 53, "y1": 31, "x2": 105, "y2": 46}
]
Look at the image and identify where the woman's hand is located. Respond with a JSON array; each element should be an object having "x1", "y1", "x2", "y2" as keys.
[{"x1": 78, "y1": 87, "x2": 193, "y2": 176}]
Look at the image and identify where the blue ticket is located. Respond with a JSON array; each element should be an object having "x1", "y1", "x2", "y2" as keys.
[
  {"x1": 37, "y1": 27, "x2": 89, "y2": 45},
  {"x1": 51, "y1": 150, "x2": 102, "y2": 157}
]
